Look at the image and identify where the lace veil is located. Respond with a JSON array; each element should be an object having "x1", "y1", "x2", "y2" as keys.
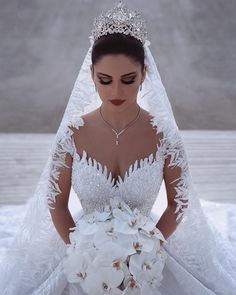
[{"x1": 1, "y1": 3, "x2": 236, "y2": 295}]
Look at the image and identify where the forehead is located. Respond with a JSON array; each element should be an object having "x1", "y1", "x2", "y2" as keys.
[{"x1": 93, "y1": 54, "x2": 140, "y2": 75}]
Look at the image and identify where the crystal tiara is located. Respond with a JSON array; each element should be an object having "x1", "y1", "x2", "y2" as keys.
[{"x1": 91, "y1": 1, "x2": 148, "y2": 45}]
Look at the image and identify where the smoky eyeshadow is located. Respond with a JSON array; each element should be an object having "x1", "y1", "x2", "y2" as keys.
[{"x1": 97, "y1": 74, "x2": 137, "y2": 83}]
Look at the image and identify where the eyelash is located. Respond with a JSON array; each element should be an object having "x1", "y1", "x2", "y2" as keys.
[{"x1": 98, "y1": 78, "x2": 136, "y2": 85}]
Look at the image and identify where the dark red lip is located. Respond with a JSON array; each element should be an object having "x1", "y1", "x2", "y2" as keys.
[{"x1": 110, "y1": 99, "x2": 125, "y2": 105}]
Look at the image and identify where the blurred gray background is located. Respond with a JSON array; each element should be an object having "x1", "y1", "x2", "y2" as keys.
[{"x1": 0, "y1": 0, "x2": 236, "y2": 133}]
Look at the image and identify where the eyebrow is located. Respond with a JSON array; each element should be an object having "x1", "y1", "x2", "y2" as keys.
[{"x1": 97, "y1": 72, "x2": 137, "y2": 78}]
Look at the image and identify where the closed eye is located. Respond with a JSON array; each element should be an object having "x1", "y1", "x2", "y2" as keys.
[
  {"x1": 98, "y1": 78, "x2": 136, "y2": 85},
  {"x1": 98, "y1": 79, "x2": 111, "y2": 85},
  {"x1": 122, "y1": 78, "x2": 136, "y2": 84}
]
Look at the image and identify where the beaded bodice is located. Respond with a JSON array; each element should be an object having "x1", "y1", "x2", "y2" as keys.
[
  {"x1": 47, "y1": 119, "x2": 190, "y2": 225},
  {"x1": 71, "y1": 141, "x2": 166, "y2": 216}
]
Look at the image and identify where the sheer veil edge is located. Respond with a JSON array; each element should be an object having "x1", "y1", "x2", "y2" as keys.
[{"x1": 0, "y1": 41, "x2": 236, "y2": 295}]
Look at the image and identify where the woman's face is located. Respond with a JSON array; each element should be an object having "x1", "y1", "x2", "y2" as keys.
[{"x1": 90, "y1": 54, "x2": 147, "y2": 110}]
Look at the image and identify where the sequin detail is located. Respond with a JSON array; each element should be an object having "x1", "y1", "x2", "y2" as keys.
[
  {"x1": 47, "y1": 124, "x2": 189, "y2": 223},
  {"x1": 71, "y1": 140, "x2": 166, "y2": 216},
  {"x1": 73, "y1": 138, "x2": 166, "y2": 188}
]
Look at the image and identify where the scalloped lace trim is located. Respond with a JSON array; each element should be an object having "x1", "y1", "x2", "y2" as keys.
[
  {"x1": 163, "y1": 132, "x2": 190, "y2": 223},
  {"x1": 73, "y1": 138, "x2": 166, "y2": 188},
  {"x1": 47, "y1": 122, "x2": 84, "y2": 209},
  {"x1": 47, "y1": 122, "x2": 190, "y2": 226}
]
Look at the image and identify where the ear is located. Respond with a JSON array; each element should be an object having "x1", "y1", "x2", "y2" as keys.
[
  {"x1": 141, "y1": 64, "x2": 147, "y2": 82},
  {"x1": 90, "y1": 64, "x2": 94, "y2": 82}
]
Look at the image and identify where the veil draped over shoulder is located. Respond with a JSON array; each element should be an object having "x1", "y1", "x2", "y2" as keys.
[{"x1": 0, "y1": 28, "x2": 236, "y2": 295}]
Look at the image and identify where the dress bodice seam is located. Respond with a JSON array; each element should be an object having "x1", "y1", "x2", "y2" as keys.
[{"x1": 72, "y1": 139, "x2": 166, "y2": 189}]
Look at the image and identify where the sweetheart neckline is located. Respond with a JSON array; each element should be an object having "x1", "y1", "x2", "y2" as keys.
[{"x1": 72, "y1": 139, "x2": 166, "y2": 189}]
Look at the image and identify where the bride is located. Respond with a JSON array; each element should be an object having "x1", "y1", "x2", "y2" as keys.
[{"x1": 1, "y1": 1, "x2": 236, "y2": 294}]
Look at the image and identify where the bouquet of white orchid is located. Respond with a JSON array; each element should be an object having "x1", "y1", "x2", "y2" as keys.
[{"x1": 63, "y1": 196, "x2": 167, "y2": 295}]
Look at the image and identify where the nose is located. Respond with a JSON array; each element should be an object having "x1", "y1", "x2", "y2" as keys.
[{"x1": 111, "y1": 82, "x2": 121, "y2": 99}]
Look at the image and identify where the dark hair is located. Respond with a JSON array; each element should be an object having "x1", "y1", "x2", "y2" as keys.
[{"x1": 91, "y1": 33, "x2": 145, "y2": 71}]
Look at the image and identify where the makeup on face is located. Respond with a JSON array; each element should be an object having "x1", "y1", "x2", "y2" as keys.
[
  {"x1": 95, "y1": 71, "x2": 138, "y2": 106},
  {"x1": 93, "y1": 53, "x2": 145, "y2": 107},
  {"x1": 96, "y1": 72, "x2": 137, "y2": 85},
  {"x1": 109, "y1": 99, "x2": 125, "y2": 106}
]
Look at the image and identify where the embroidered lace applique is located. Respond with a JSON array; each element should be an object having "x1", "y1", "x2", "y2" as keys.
[{"x1": 47, "y1": 123, "x2": 189, "y2": 225}]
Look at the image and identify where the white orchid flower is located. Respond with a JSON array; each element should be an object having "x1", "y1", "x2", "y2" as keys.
[
  {"x1": 138, "y1": 219, "x2": 156, "y2": 233},
  {"x1": 129, "y1": 249, "x2": 167, "y2": 292},
  {"x1": 93, "y1": 221, "x2": 136, "y2": 256},
  {"x1": 139, "y1": 225, "x2": 166, "y2": 242},
  {"x1": 93, "y1": 208, "x2": 112, "y2": 222},
  {"x1": 120, "y1": 202, "x2": 134, "y2": 216},
  {"x1": 120, "y1": 261, "x2": 132, "y2": 289},
  {"x1": 63, "y1": 199, "x2": 167, "y2": 295},
  {"x1": 115, "y1": 233, "x2": 138, "y2": 256},
  {"x1": 138, "y1": 227, "x2": 167, "y2": 255},
  {"x1": 81, "y1": 265, "x2": 124, "y2": 295},
  {"x1": 63, "y1": 250, "x2": 91, "y2": 283},
  {"x1": 113, "y1": 208, "x2": 140, "y2": 235},
  {"x1": 93, "y1": 241, "x2": 129, "y2": 268},
  {"x1": 131, "y1": 232, "x2": 155, "y2": 253},
  {"x1": 69, "y1": 228, "x2": 95, "y2": 253},
  {"x1": 75, "y1": 208, "x2": 112, "y2": 236},
  {"x1": 122, "y1": 277, "x2": 141, "y2": 295}
]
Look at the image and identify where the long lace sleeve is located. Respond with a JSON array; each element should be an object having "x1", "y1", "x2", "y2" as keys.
[
  {"x1": 162, "y1": 130, "x2": 236, "y2": 293},
  {"x1": 163, "y1": 130, "x2": 190, "y2": 224},
  {"x1": 0, "y1": 125, "x2": 78, "y2": 293},
  {"x1": 47, "y1": 125, "x2": 75, "y2": 209}
]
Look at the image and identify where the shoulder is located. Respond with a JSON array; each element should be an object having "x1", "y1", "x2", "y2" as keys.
[
  {"x1": 68, "y1": 110, "x2": 99, "y2": 143},
  {"x1": 67, "y1": 110, "x2": 92, "y2": 130},
  {"x1": 141, "y1": 108, "x2": 164, "y2": 142},
  {"x1": 80, "y1": 109, "x2": 100, "y2": 128}
]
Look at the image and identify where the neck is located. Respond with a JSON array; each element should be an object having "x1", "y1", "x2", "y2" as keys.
[{"x1": 99, "y1": 102, "x2": 141, "y2": 131}]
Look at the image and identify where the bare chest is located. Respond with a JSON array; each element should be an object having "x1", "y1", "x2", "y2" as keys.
[{"x1": 71, "y1": 112, "x2": 163, "y2": 183}]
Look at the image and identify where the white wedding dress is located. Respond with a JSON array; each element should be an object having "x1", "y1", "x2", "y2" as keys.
[
  {"x1": 1, "y1": 119, "x2": 235, "y2": 295},
  {"x1": 1, "y1": 36, "x2": 236, "y2": 295}
]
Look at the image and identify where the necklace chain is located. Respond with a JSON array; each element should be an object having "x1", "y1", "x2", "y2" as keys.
[{"x1": 99, "y1": 105, "x2": 141, "y2": 145}]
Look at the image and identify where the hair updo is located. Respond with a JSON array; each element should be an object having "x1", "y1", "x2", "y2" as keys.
[{"x1": 91, "y1": 33, "x2": 145, "y2": 72}]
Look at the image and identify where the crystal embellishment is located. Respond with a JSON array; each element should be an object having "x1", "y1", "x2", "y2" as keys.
[{"x1": 91, "y1": 0, "x2": 148, "y2": 45}]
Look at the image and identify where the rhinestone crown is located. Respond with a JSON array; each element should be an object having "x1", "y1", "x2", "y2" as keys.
[{"x1": 91, "y1": 1, "x2": 148, "y2": 45}]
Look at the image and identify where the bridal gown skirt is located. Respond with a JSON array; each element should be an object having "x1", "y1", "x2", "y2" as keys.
[
  {"x1": 32, "y1": 213, "x2": 216, "y2": 295},
  {"x1": 1, "y1": 201, "x2": 235, "y2": 295},
  {"x1": 30, "y1": 255, "x2": 207, "y2": 295},
  {"x1": 32, "y1": 253, "x2": 212, "y2": 295}
]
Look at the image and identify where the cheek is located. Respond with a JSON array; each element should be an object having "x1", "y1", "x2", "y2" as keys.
[
  {"x1": 125, "y1": 82, "x2": 140, "y2": 95},
  {"x1": 118, "y1": 84, "x2": 139, "y2": 98},
  {"x1": 97, "y1": 85, "x2": 111, "y2": 96},
  {"x1": 97, "y1": 82, "x2": 140, "y2": 99}
]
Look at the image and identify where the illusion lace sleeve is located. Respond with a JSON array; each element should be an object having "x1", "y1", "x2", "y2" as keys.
[
  {"x1": 163, "y1": 130, "x2": 190, "y2": 224},
  {"x1": 161, "y1": 130, "x2": 236, "y2": 294},
  {"x1": 47, "y1": 125, "x2": 75, "y2": 209}
]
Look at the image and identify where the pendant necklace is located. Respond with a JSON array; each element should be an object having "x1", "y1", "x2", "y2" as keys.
[{"x1": 99, "y1": 105, "x2": 141, "y2": 145}]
